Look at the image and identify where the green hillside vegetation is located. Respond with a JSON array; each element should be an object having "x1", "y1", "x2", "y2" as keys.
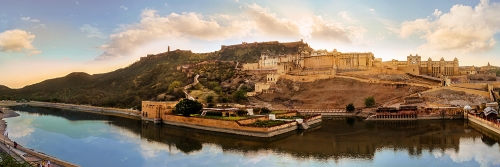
[
  {"x1": 1, "y1": 42, "x2": 311, "y2": 109},
  {"x1": 214, "y1": 44, "x2": 307, "y2": 63}
]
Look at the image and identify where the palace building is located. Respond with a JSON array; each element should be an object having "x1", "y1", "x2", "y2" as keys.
[{"x1": 257, "y1": 49, "x2": 375, "y2": 74}]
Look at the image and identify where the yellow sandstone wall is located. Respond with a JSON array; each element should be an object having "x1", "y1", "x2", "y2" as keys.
[
  {"x1": 142, "y1": 101, "x2": 177, "y2": 119},
  {"x1": 163, "y1": 115, "x2": 297, "y2": 133},
  {"x1": 397, "y1": 64, "x2": 420, "y2": 75},
  {"x1": 243, "y1": 63, "x2": 259, "y2": 70},
  {"x1": 255, "y1": 83, "x2": 271, "y2": 93},
  {"x1": 303, "y1": 56, "x2": 335, "y2": 69}
]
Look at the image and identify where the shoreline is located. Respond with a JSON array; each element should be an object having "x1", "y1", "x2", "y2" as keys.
[
  {"x1": 0, "y1": 106, "x2": 79, "y2": 167},
  {"x1": 27, "y1": 101, "x2": 141, "y2": 120}
]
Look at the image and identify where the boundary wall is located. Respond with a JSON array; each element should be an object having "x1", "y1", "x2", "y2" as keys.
[{"x1": 156, "y1": 112, "x2": 322, "y2": 137}]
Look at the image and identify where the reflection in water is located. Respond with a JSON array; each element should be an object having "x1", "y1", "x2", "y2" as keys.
[
  {"x1": 481, "y1": 135, "x2": 497, "y2": 147},
  {"x1": 5, "y1": 106, "x2": 500, "y2": 167}
]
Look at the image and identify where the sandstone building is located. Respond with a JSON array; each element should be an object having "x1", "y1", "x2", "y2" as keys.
[
  {"x1": 141, "y1": 101, "x2": 178, "y2": 120},
  {"x1": 242, "y1": 40, "x2": 461, "y2": 96},
  {"x1": 377, "y1": 54, "x2": 459, "y2": 77},
  {"x1": 257, "y1": 49, "x2": 375, "y2": 74}
]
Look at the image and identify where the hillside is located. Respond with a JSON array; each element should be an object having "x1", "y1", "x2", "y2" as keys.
[
  {"x1": 1, "y1": 41, "x2": 311, "y2": 109},
  {"x1": 256, "y1": 78, "x2": 429, "y2": 109}
]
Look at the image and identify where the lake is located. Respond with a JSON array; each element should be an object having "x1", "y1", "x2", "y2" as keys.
[{"x1": 5, "y1": 105, "x2": 500, "y2": 167}]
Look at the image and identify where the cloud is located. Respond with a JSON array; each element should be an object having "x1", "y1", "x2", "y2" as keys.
[
  {"x1": 75, "y1": 1, "x2": 79, "y2": 5},
  {"x1": 28, "y1": 50, "x2": 42, "y2": 56},
  {"x1": 369, "y1": 8, "x2": 375, "y2": 12},
  {"x1": 338, "y1": 11, "x2": 358, "y2": 23},
  {"x1": 399, "y1": 0, "x2": 500, "y2": 53},
  {"x1": 432, "y1": 9, "x2": 442, "y2": 17},
  {"x1": 34, "y1": 24, "x2": 46, "y2": 29},
  {"x1": 96, "y1": 8, "x2": 251, "y2": 60},
  {"x1": 0, "y1": 29, "x2": 41, "y2": 55},
  {"x1": 243, "y1": 3, "x2": 355, "y2": 43},
  {"x1": 21, "y1": 17, "x2": 39, "y2": 23},
  {"x1": 442, "y1": 138, "x2": 500, "y2": 167},
  {"x1": 95, "y1": 4, "x2": 364, "y2": 60},
  {"x1": 307, "y1": 16, "x2": 353, "y2": 43},
  {"x1": 120, "y1": 6, "x2": 128, "y2": 10},
  {"x1": 243, "y1": 4, "x2": 300, "y2": 38},
  {"x1": 8, "y1": 118, "x2": 35, "y2": 138},
  {"x1": 164, "y1": 3, "x2": 168, "y2": 7},
  {"x1": 80, "y1": 24, "x2": 107, "y2": 39}
]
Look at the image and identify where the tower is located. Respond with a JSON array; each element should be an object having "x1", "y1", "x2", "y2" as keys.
[
  {"x1": 427, "y1": 57, "x2": 432, "y2": 76},
  {"x1": 407, "y1": 54, "x2": 421, "y2": 65},
  {"x1": 453, "y1": 57, "x2": 459, "y2": 75}
]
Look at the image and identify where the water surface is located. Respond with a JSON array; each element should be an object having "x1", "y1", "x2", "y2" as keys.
[{"x1": 5, "y1": 105, "x2": 500, "y2": 167}]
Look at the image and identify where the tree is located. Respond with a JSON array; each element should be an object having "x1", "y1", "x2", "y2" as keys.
[
  {"x1": 346, "y1": 103, "x2": 355, "y2": 112},
  {"x1": 175, "y1": 99, "x2": 203, "y2": 116},
  {"x1": 167, "y1": 81, "x2": 181, "y2": 93},
  {"x1": 206, "y1": 95, "x2": 214, "y2": 103},
  {"x1": 232, "y1": 89, "x2": 247, "y2": 102},
  {"x1": 364, "y1": 96, "x2": 375, "y2": 107}
]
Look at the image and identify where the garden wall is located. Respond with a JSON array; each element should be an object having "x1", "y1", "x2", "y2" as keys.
[{"x1": 162, "y1": 115, "x2": 298, "y2": 137}]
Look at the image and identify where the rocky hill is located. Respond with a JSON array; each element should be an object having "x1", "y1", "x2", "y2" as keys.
[{"x1": 1, "y1": 41, "x2": 311, "y2": 109}]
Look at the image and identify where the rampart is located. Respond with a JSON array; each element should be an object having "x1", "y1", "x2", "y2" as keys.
[{"x1": 221, "y1": 40, "x2": 307, "y2": 50}]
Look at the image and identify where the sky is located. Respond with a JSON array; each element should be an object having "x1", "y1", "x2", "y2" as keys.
[{"x1": 1, "y1": 0, "x2": 500, "y2": 88}]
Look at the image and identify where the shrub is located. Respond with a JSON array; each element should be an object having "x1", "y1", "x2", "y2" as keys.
[
  {"x1": 167, "y1": 81, "x2": 181, "y2": 93},
  {"x1": 250, "y1": 120, "x2": 286, "y2": 127},
  {"x1": 206, "y1": 95, "x2": 214, "y2": 103},
  {"x1": 260, "y1": 107, "x2": 272, "y2": 114},
  {"x1": 364, "y1": 96, "x2": 375, "y2": 107},
  {"x1": 237, "y1": 109, "x2": 247, "y2": 116},
  {"x1": 346, "y1": 103, "x2": 355, "y2": 112}
]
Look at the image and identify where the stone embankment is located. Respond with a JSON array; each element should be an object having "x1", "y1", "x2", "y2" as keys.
[
  {"x1": 366, "y1": 114, "x2": 464, "y2": 121},
  {"x1": 159, "y1": 112, "x2": 322, "y2": 137},
  {"x1": 27, "y1": 101, "x2": 141, "y2": 119},
  {"x1": 468, "y1": 114, "x2": 500, "y2": 135}
]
